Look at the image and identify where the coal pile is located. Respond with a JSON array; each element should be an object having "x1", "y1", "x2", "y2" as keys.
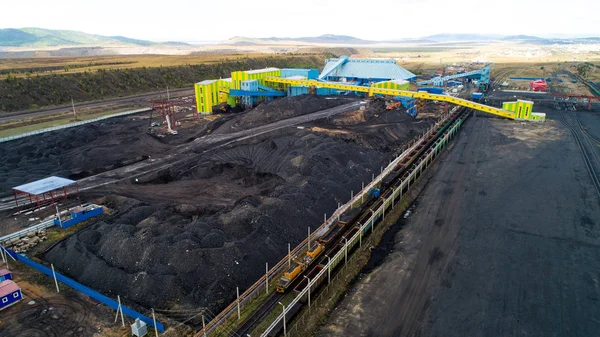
[
  {"x1": 43, "y1": 98, "x2": 435, "y2": 313},
  {"x1": 216, "y1": 95, "x2": 357, "y2": 133},
  {"x1": 0, "y1": 112, "x2": 210, "y2": 195}
]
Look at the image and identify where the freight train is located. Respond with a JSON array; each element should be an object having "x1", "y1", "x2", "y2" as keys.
[
  {"x1": 275, "y1": 221, "x2": 347, "y2": 293},
  {"x1": 274, "y1": 108, "x2": 467, "y2": 296}
]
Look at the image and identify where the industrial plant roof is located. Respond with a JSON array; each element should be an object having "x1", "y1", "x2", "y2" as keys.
[
  {"x1": 0, "y1": 269, "x2": 9, "y2": 276},
  {"x1": 197, "y1": 79, "x2": 217, "y2": 85},
  {"x1": 13, "y1": 176, "x2": 76, "y2": 195},
  {"x1": 0, "y1": 280, "x2": 19, "y2": 296},
  {"x1": 246, "y1": 67, "x2": 279, "y2": 74},
  {"x1": 322, "y1": 58, "x2": 416, "y2": 81}
]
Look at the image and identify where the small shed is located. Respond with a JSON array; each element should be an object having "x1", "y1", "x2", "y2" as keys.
[
  {"x1": 131, "y1": 318, "x2": 148, "y2": 336},
  {"x1": 0, "y1": 279, "x2": 23, "y2": 310},
  {"x1": 12, "y1": 176, "x2": 79, "y2": 210},
  {"x1": 0, "y1": 269, "x2": 12, "y2": 282}
]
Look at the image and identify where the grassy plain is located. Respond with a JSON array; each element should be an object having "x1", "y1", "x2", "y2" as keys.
[{"x1": 0, "y1": 53, "x2": 271, "y2": 78}]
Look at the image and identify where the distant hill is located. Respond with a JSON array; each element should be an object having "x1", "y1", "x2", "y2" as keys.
[
  {"x1": 422, "y1": 34, "x2": 505, "y2": 42},
  {"x1": 502, "y1": 35, "x2": 544, "y2": 41},
  {"x1": 225, "y1": 34, "x2": 375, "y2": 45},
  {"x1": 0, "y1": 27, "x2": 189, "y2": 47},
  {"x1": 502, "y1": 34, "x2": 600, "y2": 45},
  {"x1": 420, "y1": 33, "x2": 600, "y2": 44}
]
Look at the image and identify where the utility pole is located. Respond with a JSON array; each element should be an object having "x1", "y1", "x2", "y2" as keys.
[
  {"x1": 237, "y1": 287, "x2": 241, "y2": 319},
  {"x1": 303, "y1": 276, "x2": 311, "y2": 309},
  {"x1": 325, "y1": 255, "x2": 331, "y2": 284},
  {"x1": 265, "y1": 262, "x2": 269, "y2": 294},
  {"x1": 343, "y1": 236, "x2": 348, "y2": 264},
  {"x1": 279, "y1": 302, "x2": 287, "y2": 337},
  {"x1": 55, "y1": 204, "x2": 63, "y2": 228},
  {"x1": 71, "y1": 97, "x2": 77, "y2": 120}
]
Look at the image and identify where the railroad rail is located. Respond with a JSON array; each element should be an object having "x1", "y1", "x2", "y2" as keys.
[
  {"x1": 572, "y1": 111, "x2": 600, "y2": 145},
  {"x1": 558, "y1": 111, "x2": 600, "y2": 197},
  {"x1": 0, "y1": 108, "x2": 151, "y2": 143},
  {"x1": 259, "y1": 107, "x2": 469, "y2": 337}
]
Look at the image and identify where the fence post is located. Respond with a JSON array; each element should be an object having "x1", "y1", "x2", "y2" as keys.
[
  {"x1": 237, "y1": 287, "x2": 241, "y2": 319},
  {"x1": 152, "y1": 308, "x2": 158, "y2": 337},
  {"x1": 51, "y1": 264, "x2": 60, "y2": 293}
]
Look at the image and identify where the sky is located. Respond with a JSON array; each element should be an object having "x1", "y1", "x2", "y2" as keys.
[{"x1": 1, "y1": 0, "x2": 597, "y2": 43}]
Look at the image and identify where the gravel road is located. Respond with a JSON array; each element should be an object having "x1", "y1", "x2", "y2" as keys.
[{"x1": 320, "y1": 109, "x2": 600, "y2": 337}]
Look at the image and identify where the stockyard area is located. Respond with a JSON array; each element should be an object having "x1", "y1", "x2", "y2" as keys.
[
  {"x1": 0, "y1": 56, "x2": 599, "y2": 337},
  {"x1": 0, "y1": 93, "x2": 438, "y2": 335}
]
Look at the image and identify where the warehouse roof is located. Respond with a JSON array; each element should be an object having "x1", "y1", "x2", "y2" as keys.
[
  {"x1": 197, "y1": 79, "x2": 217, "y2": 85},
  {"x1": 0, "y1": 280, "x2": 19, "y2": 296},
  {"x1": 321, "y1": 58, "x2": 416, "y2": 81},
  {"x1": 246, "y1": 67, "x2": 279, "y2": 74},
  {"x1": 13, "y1": 176, "x2": 76, "y2": 196}
]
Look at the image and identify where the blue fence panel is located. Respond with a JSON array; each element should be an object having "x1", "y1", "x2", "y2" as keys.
[{"x1": 4, "y1": 249, "x2": 165, "y2": 332}]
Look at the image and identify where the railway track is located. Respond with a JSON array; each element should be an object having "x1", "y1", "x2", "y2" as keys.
[
  {"x1": 0, "y1": 88, "x2": 193, "y2": 124},
  {"x1": 558, "y1": 111, "x2": 600, "y2": 197},
  {"x1": 572, "y1": 111, "x2": 600, "y2": 145},
  {"x1": 226, "y1": 107, "x2": 470, "y2": 337},
  {"x1": 233, "y1": 292, "x2": 284, "y2": 337}
]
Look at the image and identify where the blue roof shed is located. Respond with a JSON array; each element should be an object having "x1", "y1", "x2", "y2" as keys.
[{"x1": 320, "y1": 58, "x2": 416, "y2": 82}]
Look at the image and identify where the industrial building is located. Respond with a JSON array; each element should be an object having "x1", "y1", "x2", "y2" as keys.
[
  {"x1": 193, "y1": 56, "x2": 545, "y2": 122},
  {"x1": 194, "y1": 57, "x2": 414, "y2": 114}
]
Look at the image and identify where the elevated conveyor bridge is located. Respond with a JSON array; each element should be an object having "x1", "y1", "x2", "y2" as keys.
[{"x1": 265, "y1": 77, "x2": 516, "y2": 119}]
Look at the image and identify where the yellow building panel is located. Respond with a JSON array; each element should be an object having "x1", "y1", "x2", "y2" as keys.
[{"x1": 195, "y1": 80, "x2": 220, "y2": 114}]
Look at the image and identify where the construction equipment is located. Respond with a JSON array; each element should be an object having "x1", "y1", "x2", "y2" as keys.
[
  {"x1": 212, "y1": 102, "x2": 231, "y2": 114},
  {"x1": 529, "y1": 80, "x2": 547, "y2": 92},
  {"x1": 386, "y1": 102, "x2": 403, "y2": 110}
]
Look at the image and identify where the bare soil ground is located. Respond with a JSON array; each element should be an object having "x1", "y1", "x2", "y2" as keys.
[
  {"x1": 319, "y1": 108, "x2": 600, "y2": 337},
  {"x1": 0, "y1": 260, "x2": 126, "y2": 337},
  {"x1": 0, "y1": 95, "x2": 437, "y2": 325}
]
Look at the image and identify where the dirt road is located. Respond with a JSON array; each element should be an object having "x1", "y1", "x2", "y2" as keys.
[{"x1": 320, "y1": 110, "x2": 600, "y2": 336}]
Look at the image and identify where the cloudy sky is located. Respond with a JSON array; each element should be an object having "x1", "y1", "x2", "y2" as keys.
[{"x1": 2, "y1": 0, "x2": 596, "y2": 42}]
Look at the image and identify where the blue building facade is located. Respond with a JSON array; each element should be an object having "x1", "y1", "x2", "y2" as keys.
[
  {"x1": 0, "y1": 280, "x2": 23, "y2": 310},
  {"x1": 0, "y1": 269, "x2": 12, "y2": 282}
]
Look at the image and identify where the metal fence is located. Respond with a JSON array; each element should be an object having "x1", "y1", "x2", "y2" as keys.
[
  {"x1": 0, "y1": 218, "x2": 55, "y2": 244},
  {"x1": 2, "y1": 247, "x2": 165, "y2": 332},
  {"x1": 0, "y1": 204, "x2": 100, "y2": 244},
  {"x1": 0, "y1": 108, "x2": 151, "y2": 143}
]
